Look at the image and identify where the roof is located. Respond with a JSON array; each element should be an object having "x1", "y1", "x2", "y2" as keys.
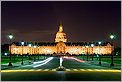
[{"x1": 11, "y1": 41, "x2": 112, "y2": 46}]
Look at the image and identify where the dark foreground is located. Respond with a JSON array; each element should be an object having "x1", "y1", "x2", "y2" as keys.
[
  {"x1": 1, "y1": 71, "x2": 121, "y2": 81},
  {"x1": 1, "y1": 57, "x2": 121, "y2": 81}
]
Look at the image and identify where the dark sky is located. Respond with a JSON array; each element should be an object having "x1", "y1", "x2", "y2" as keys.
[{"x1": 1, "y1": 1, "x2": 121, "y2": 47}]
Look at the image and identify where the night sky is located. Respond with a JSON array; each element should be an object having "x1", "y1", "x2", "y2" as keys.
[{"x1": 1, "y1": 1, "x2": 121, "y2": 47}]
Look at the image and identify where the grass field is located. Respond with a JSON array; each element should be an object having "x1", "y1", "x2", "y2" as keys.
[
  {"x1": 1, "y1": 55, "x2": 121, "y2": 65},
  {"x1": 76, "y1": 55, "x2": 121, "y2": 64},
  {"x1": 1, "y1": 55, "x2": 46, "y2": 64}
]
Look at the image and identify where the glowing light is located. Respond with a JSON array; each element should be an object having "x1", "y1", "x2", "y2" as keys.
[
  {"x1": 66, "y1": 69, "x2": 70, "y2": 71},
  {"x1": 94, "y1": 69, "x2": 102, "y2": 71},
  {"x1": 62, "y1": 56, "x2": 85, "y2": 62},
  {"x1": 33, "y1": 57, "x2": 53, "y2": 68},
  {"x1": 34, "y1": 45, "x2": 37, "y2": 48},
  {"x1": 86, "y1": 69, "x2": 93, "y2": 71},
  {"x1": 46, "y1": 49, "x2": 51, "y2": 53},
  {"x1": 72, "y1": 57, "x2": 85, "y2": 62},
  {"x1": 59, "y1": 26, "x2": 63, "y2": 32},
  {"x1": 60, "y1": 57, "x2": 63, "y2": 66},
  {"x1": 13, "y1": 48, "x2": 18, "y2": 51},
  {"x1": 86, "y1": 46, "x2": 89, "y2": 48},
  {"x1": 73, "y1": 69, "x2": 78, "y2": 71},
  {"x1": 28, "y1": 44, "x2": 32, "y2": 47},
  {"x1": 35, "y1": 69, "x2": 42, "y2": 71},
  {"x1": 63, "y1": 56, "x2": 72, "y2": 59},
  {"x1": 52, "y1": 69, "x2": 56, "y2": 71},
  {"x1": 110, "y1": 35, "x2": 115, "y2": 39},
  {"x1": 8, "y1": 33, "x2": 13, "y2": 40},
  {"x1": 70, "y1": 48, "x2": 79, "y2": 53},
  {"x1": 80, "y1": 69, "x2": 86, "y2": 71},
  {"x1": 21, "y1": 41, "x2": 24, "y2": 45},
  {"x1": 43, "y1": 69, "x2": 49, "y2": 71},
  {"x1": 82, "y1": 52, "x2": 84, "y2": 54},
  {"x1": 91, "y1": 44, "x2": 94, "y2": 47},
  {"x1": 27, "y1": 69, "x2": 34, "y2": 71},
  {"x1": 33, "y1": 57, "x2": 53, "y2": 64},
  {"x1": 55, "y1": 24, "x2": 67, "y2": 42},
  {"x1": 4, "y1": 53, "x2": 8, "y2": 56},
  {"x1": 96, "y1": 48, "x2": 99, "y2": 51},
  {"x1": 98, "y1": 41, "x2": 102, "y2": 45},
  {"x1": 1, "y1": 69, "x2": 121, "y2": 72}
]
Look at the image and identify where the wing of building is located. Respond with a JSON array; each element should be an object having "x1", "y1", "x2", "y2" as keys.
[{"x1": 10, "y1": 24, "x2": 113, "y2": 55}]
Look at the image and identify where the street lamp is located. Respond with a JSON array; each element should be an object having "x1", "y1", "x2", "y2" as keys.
[
  {"x1": 82, "y1": 52, "x2": 85, "y2": 60},
  {"x1": 37, "y1": 46, "x2": 40, "y2": 60},
  {"x1": 109, "y1": 33, "x2": 115, "y2": 66},
  {"x1": 8, "y1": 33, "x2": 13, "y2": 66},
  {"x1": 98, "y1": 41, "x2": 101, "y2": 46},
  {"x1": 86, "y1": 45, "x2": 89, "y2": 61},
  {"x1": 91, "y1": 44, "x2": 94, "y2": 61},
  {"x1": 82, "y1": 47, "x2": 85, "y2": 60},
  {"x1": 28, "y1": 43, "x2": 32, "y2": 63},
  {"x1": 21, "y1": 40, "x2": 24, "y2": 65},
  {"x1": 98, "y1": 41, "x2": 102, "y2": 65},
  {"x1": 34, "y1": 45, "x2": 37, "y2": 61}
]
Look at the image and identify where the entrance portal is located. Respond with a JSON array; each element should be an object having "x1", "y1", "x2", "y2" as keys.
[{"x1": 56, "y1": 41, "x2": 66, "y2": 54}]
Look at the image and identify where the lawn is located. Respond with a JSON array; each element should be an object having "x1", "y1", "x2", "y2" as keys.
[
  {"x1": 1, "y1": 55, "x2": 121, "y2": 65},
  {"x1": 1, "y1": 55, "x2": 46, "y2": 64},
  {"x1": 76, "y1": 55, "x2": 121, "y2": 64}
]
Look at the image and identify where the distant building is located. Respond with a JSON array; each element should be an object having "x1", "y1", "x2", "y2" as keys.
[{"x1": 10, "y1": 24, "x2": 113, "y2": 55}]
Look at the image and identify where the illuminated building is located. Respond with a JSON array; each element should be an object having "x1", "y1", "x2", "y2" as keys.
[
  {"x1": 55, "y1": 23, "x2": 67, "y2": 42},
  {"x1": 10, "y1": 24, "x2": 113, "y2": 55}
]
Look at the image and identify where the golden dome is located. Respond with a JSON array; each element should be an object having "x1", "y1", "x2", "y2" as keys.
[{"x1": 55, "y1": 23, "x2": 67, "y2": 42}]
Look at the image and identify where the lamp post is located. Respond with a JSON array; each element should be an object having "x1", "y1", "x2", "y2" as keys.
[
  {"x1": 86, "y1": 45, "x2": 89, "y2": 61},
  {"x1": 21, "y1": 40, "x2": 24, "y2": 65},
  {"x1": 38, "y1": 46, "x2": 40, "y2": 60},
  {"x1": 91, "y1": 44, "x2": 94, "y2": 61},
  {"x1": 34, "y1": 45, "x2": 36, "y2": 61},
  {"x1": 109, "y1": 33, "x2": 115, "y2": 66},
  {"x1": 8, "y1": 33, "x2": 13, "y2": 66},
  {"x1": 28, "y1": 43, "x2": 32, "y2": 63},
  {"x1": 82, "y1": 52, "x2": 85, "y2": 60},
  {"x1": 82, "y1": 47, "x2": 85, "y2": 60},
  {"x1": 98, "y1": 41, "x2": 102, "y2": 65}
]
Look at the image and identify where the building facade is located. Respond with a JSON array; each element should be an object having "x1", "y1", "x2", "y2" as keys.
[{"x1": 10, "y1": 24, "x2": 113, "y2": 55}]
